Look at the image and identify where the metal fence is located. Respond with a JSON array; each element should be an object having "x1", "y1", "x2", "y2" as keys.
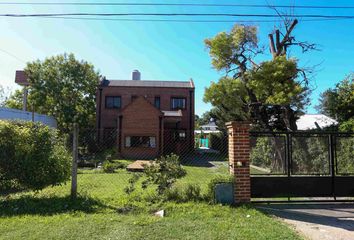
[
  {"x1": 249, "y1": 131, "x2": 354, "y2": 200},
  {"x1": 249, "y1": 131, "x2": 354, "y2": 176}
]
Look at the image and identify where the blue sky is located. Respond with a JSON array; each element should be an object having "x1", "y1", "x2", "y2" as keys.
[{"x1": 0, "y1": 0, "x2": 353, "y2": 116}]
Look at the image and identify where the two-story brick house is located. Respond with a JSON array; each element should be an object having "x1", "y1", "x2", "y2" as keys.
[{"x1": 96, "y1": 70, "x2": 195, "y2": 159}]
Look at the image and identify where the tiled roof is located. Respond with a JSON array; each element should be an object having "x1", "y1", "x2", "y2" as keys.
[
  {"x1": 15, "y1": 70, "x2": 29, "y2": 86},
  {"x1": 100, "y1": 79, "x2": 194, "y2": 88}
]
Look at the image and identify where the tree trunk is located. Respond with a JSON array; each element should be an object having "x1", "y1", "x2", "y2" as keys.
[{"x1": 282, "y1": 105, "x2": 298, "y2": 131}]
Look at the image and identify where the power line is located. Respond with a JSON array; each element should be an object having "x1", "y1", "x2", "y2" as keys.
[
  {"x1": 2, "y1": 13, "x2": 354, "y2": 19},
  {"x1": 0, "y1": 48, "x2": 26, "y2": 63},
  {"x1": 42, "y1": 16, "x2": 285, "y2": 23},
  {"x1": 42, "y1": 16, "x2": 352, "y2": 23},
  {"x1": 0, "y1": 2, "x2": 353, "y2": 9}
]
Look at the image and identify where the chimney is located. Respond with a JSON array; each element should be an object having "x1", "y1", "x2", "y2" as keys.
[{"x1": 132, "y1": 70, "x2": 141, "y2": 80}]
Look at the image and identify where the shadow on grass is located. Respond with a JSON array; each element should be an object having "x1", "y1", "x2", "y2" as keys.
[
  {"x1": 0, "y1": 195, "x2": 110, "y2": 217},
  {"x1": 0, "y1": 188, "x2": 26, "y2": 196},
  {"x1": 181, "y1": 153, "x2": 228, "y2": 167}
]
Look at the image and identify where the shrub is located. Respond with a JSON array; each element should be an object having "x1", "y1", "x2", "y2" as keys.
[
  {"x1": 164, "y1": 186, "x2": 182, "y2": 202},
  {"x1": 0, "y1": 120, "x2": 71, "y2": 191},
  {"x1": 78, "y1": 146, "x2": 117, "y2": 168},
  {"x1": 112, "y1": 160, "x2": 128, "y2": 169},
  {"x1": 124, "y1": 173, "x2": 141, "y2": 195},
  {"x1": 142, "y1": 154, "x2": 186, "y2": 195},
  {"x1": 0, "y1": 171, "x2": 22, "y2": 193},
  {"x1": 102, "y1": 161, "x2": 116, "y2": 173},
  {"x1": 183, "y1": 183, "x2": 203, "y2": 202},
  {"x1": 164, "y1": 184, "x2": 203, "y2": 202},
  {"x1": 206, "y1": 175, "x2": 234, "y2": 202},
  {"x1": 102, "y1": 160, "x2": 128, "y2": 173}
]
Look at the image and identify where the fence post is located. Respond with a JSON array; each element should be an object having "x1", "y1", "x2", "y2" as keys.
[
  {"x1": 226, "y1": 121, "x2": 251, "y2": 204},
  {"x1": 71, "y1": 123, "x2": 78, "y2": 199}
]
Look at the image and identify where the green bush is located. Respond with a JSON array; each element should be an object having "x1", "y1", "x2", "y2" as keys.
[
  {"x1": 142, "y1": 154, "x2": 186, "y2": 195},
  {"x1": 124, "y1": 173, "x2": 141, "y2": 195},
  {"x1": 102, "y1": 161, "x2": 116, "y2": 173},
  {"x1": 0, "y1": 171, "x2": 22, "y2": 193},
  {"x1": 164, "y1": 187, "x2": 182, "y2": 202},
  {"x1": 0, "y1": 120, "x2": 71, "y2": 191},
  {"x1": 102, "y1": 160, "x2": 128, "y2": 173},
  {"x1": 183, "y1": 183, "x2": 203, "y2": 202},
  {"x1": 164, "y1": 184, "x2": 203, "y2": 203},
  {"x1": 206, "y1": 175, "x2": 234, "y2": 202},
  {"x1": 111, "y1": 160, "x2": 128, "y2": 169},
  {"x1": 122, "y1": 154, "x2": 187, "y2": 202}
]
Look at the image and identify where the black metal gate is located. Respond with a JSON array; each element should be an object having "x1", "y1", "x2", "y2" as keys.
[{"x1": 250, "y1": 131, "x2": 354, "y2": 201}]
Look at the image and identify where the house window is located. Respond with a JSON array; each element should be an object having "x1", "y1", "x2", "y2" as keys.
[
  {"x1": 171, "y1": 97, "x2": 186, "y2": 110},
  {"x1": 125, "y1": 136, "x2": 156, "y2": 148},
  {"x1": 154, "y1": 96, "x2": 161, "y2": 109},
  {"x1": 174, "y1": 130, "x2": 187, "y2": 142},
  {"x1": 105, "y1": 96, "x2": 121, "y2": 109}
]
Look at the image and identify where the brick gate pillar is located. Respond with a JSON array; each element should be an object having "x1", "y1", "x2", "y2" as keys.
[{"x1": 226, "y1": 121, "x2": 251, "y2": 203}]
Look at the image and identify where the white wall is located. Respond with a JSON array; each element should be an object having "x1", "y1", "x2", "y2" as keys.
[{"x1": 0, "y1": 107, "x2": 57, "y2": 128}]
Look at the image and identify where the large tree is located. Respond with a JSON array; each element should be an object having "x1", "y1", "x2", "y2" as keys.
[
  {"x1": 0, "y1": 85, "x2": 10, "y2": 107},
  {"x1": 317, "y1": 74, "x2": 354, "y2": 131},
  {"x1": 204, "y1": 21, "x2": 312, "y2": 131},
  {"x1": 0, "y1": 85, "x2": 5, "y2": 107},
  {"x1": 6, "y1": 53, "x2": 100, "y2": 133}
]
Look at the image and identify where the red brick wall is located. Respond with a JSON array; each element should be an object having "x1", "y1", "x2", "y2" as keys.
[
  {"x1": 96, "y1": 84, "x2": 195, "y2": 154},
  {"x1": 97, "y1": 86, "x2": 193, "y2": 130},
  {"x1": 226, "y1": 121, "x2": 251, "y2": 203},
  {"x1": 119, "y1": 97, "x2": 162, "y2": 159}
]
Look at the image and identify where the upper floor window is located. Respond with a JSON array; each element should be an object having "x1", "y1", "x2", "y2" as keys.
[
  {"x1": 171, "y1": 97, "x2": 186, "y2": 110},
  {"x1": 154, "y1": 96, "x2": 161, "y2": 109},
  {"x1": 105, "y1": 96, "x2": 121, "y2": 109}
]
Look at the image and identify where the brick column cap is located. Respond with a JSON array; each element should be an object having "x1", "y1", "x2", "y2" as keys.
[{"x1": 225, "y1": 121, "x2": 252, "y2": 129}]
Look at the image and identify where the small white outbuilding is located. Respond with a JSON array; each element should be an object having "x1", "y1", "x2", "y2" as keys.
[{"x1": 296, "y1": 114, "x2": 338, "y2": 130}]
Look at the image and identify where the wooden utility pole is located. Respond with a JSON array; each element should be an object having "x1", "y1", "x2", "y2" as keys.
[
  {"x1": 71, "y1": 123, "x2": 78, "y2": 199},
  {"x1": 23, "y1": 86, "x2": 28, "y2": 111},
  {"x1": 31, "y1": 105, "x2": 35, "y2": 122}
]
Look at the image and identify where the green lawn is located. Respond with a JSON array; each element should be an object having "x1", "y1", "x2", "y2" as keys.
[{"x1": 0, "y1": 160, "x2": 302, "y2": 240}]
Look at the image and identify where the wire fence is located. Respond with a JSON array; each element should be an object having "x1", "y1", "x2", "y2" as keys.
[{"x1": 72, "y1": 128, "x2": 230, "y2": 202}]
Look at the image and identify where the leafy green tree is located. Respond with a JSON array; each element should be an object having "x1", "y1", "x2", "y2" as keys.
[
  {"x1": 204, "y1": 77, "x2": 249, "y2": 122},
  {"x1": 196, "y1": 108, "x2": 225, "y2": 130},
  {"x1": 194, "y1": 114, "x2": 201, "y2": 129},
  {"x1": 291, "y1": 137, "x2": 329, "y2": 174},
  {"x1": 5, "y1": 53, "x2": 100, "y2": 133},
  {"x1": 0, "y1": 85, "x2": 11, "y2": 107},
  {"x1": 0, "y1": 85, "x2": 4, "y2": 106},
  {"x1": 336, "y1": 137, "x2": 354, "y2": 174},
  {"x1": 204, "y1": 23, "x2": 311, "y2": 131},
  {"x1": 317, "y1": 74, "x2": 354, "y2": 131},
  {"x1": 4, "y1": 89, "x2": 23, "y2": 109}
]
